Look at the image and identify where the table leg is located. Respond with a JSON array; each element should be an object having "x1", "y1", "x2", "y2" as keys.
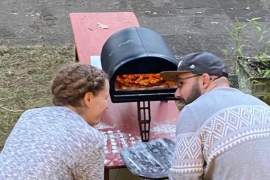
[
  {"x1": 104, "y1": 168, "x2": 109, "y2": 180},
  {"x1": 75, "y1": 48, "x2": 79, "y2": 62}
]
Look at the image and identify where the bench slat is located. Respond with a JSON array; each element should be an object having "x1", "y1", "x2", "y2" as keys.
[{"x1": 69, "y1": 12, "x2": 140, "y2": 64}]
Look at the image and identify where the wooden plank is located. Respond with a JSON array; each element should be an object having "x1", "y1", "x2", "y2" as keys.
[{"x1": 69, "y1": 12, "x2": 140, "y2": 64}]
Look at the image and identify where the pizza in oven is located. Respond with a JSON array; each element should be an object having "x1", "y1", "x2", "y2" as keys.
[{"x1": 115, "y1": 73, "x2": 176, "y2": 90}]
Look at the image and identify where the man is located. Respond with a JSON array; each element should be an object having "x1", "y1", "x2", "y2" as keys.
[{"x1": 161, "y1": 52, "x2": 270, "y2": 180}]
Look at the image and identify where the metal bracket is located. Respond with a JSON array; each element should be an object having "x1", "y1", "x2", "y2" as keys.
[{"x1": 137, "y1": 101, "x2": 151, "y2": 142}]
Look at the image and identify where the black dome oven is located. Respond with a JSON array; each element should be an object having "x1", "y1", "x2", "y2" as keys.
[{"x1": 101, "y1": 27, "x2": 178, "y2": 103}]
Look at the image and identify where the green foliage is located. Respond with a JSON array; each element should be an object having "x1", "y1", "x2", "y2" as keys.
[
  {"x1": 226, "y1": 17, "x2": 270, "y2": 105},
  {"x1": 229, "y1": 17, "x2": 270, "y2": 78}
]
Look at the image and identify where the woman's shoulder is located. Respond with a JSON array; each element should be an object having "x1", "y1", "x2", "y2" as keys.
[
  {"x1": 22, "y1": 106, "x2": 62, "y2": 113},
  {"x1": 21, "y1": 106, "x2": 77, "y2": 118}
]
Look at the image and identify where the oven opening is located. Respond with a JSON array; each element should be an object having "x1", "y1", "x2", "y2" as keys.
[{"x1": 115, "y1": 73, "x2": 177, "y2": 91}]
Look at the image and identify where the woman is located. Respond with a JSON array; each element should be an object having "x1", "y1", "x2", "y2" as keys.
[{"x1": 0, "y1": 63, "x2": 109, "y2": 180}]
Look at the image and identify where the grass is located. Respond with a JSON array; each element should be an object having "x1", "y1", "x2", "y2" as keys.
[{"x1": 0, "y1": 45, "x2": 75, "y2": 151}]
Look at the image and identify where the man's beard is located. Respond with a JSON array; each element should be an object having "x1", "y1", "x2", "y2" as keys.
[{"x1": 181, "y1": 80, "x2": 202, "y2": 105}]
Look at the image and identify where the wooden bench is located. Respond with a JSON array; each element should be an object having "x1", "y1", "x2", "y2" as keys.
[{"x1": 69, "y1": 12, "x2": 179, "y2": 180}]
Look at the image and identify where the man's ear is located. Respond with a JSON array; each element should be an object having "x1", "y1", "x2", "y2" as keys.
[
  {"x1": 200, "y1": 73, "x2": 211, "y2": 89},
  {"x1": 83, "y1": 92, "x2": 94, "y2": 107}
]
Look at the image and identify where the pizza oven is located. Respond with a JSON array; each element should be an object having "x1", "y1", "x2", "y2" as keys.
[{"x1": 101, "y1": 27, "x2": 178, "y2": 103}]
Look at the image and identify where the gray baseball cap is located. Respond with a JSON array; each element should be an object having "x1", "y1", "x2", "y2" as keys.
[{"x1": 161, "y1": 52, "x2": 228, "y2": 81}]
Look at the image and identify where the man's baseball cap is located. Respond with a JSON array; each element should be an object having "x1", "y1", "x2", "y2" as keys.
[{"x1": 160, "y1": 52, "x2": 228, "y2": 81}]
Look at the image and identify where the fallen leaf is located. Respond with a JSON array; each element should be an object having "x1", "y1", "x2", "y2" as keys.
[{"x1": 97, "y1": 22, "x2": 109, "y2": 29}]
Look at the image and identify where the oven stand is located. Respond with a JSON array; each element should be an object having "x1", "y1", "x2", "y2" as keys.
[{"x1": 137, "y1": 101, "x2": 151, "y2": 142}]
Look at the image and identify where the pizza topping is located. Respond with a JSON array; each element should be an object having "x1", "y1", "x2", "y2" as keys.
[
  {"x1": 115, "y1": 73, "x2": 177, "y2": 90},
  {"x1": 116, "y1": 73, "x2": 164, "y2": 87}
]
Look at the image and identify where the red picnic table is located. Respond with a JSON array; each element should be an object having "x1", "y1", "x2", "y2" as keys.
[{"x1": 69, "y1": 12, "x2": 179, "y2": 180}]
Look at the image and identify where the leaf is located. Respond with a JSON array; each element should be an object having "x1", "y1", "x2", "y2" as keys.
[
  {"x1": 259, "y1": 35, "x2": 264, "y2": 42},
  {"x1": 250, "y1": 17, "x2": 262, "y2": 21},
  {"x1": 263, "y1": 70, "x2": 270, "y2": 78},
  {"x1": 262, "y1": 30, "x2": 268, "y2": 34},
  {"x1": 257, "y1": 68, "x2": 262, "y2": 73},
  {"x1": 97, "y1": 22, "x2": 109, "y2": 29},
  {"x1": 256, "y1": 26, "x2": 262, "y2": 31}
]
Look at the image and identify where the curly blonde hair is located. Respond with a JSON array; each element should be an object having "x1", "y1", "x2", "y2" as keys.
[{"x1": 51, "y1": 63, "x2": 108, "y2": 107}]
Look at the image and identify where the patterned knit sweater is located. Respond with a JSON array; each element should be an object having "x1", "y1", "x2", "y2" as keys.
[
  {"x1": 0, "y1": 106, "x2": 105, "y2": 180},
  {"x1": 169, "y1": 87, "x2": 270, "y2": 180}
]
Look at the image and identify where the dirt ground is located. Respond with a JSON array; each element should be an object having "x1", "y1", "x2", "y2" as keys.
[{"x1": 0, "y1": 0, "x2": 270, "y2": 73}]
